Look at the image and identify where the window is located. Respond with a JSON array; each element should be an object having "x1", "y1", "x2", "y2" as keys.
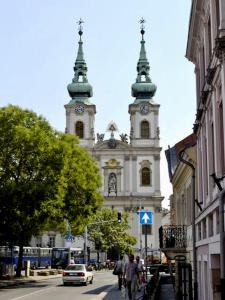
[
  {"x1": 219, "y1": 101, "x2": 225, "y2": 174},
  {"x1": 208, "y1": 213, "x2": 213, "y2": 237},
  {"x1": 141, "y1": 167, "x2": 151, "y2": 186},
  {"x1": 75, "y1": 121, "x2": 84, "y2": 139},
  {"x1": 208, "y1": 17, "x2": 212, "y2": 57},
  {"x1": 49, "y1": 236, "x2": 55, "y2": 248},
  {"x1": 216, "y1": 208, "x2": 219, "y2": 234},
  {"x1": 215, "y1": 0, "x2": 220, "y2": 29},
  {"x1": 142, "y1": 224, "x2": 152, "y2": 235},
  {"x1": 141, "y1": 121, "x2": 150, "y2": 138},
  {"x1": 198, "y1": 223, "x2": 202, "y2": 241},
  {"x1": 202, "y1": 218, "x2": 206, "y2": 239}
]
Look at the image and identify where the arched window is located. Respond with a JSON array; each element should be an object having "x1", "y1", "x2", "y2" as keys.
[
  {"x1": 75, "y1": 121, "x2": 84, "y2": 138},
  {"x1": 141, "y1": 167, "x2": 151, "y2": 186},
  {"x1": 141, "y1": 121, "x2": 150, "y2": 138}
]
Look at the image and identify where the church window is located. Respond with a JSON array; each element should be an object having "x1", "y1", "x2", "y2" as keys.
[
  {"x1": 141, "y1": 167, "x2": 151, "y2": 186},
  {"x1": 75, "y1": 121, "x2": 84, "y2": 138},
  {"x1": 141, "y1": 120, "x2": 150, "y2": 138}
]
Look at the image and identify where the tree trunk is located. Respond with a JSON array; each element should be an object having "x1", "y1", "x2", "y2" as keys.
[{"x1": 16, "y1": 242, "x2": 24, "y2": 277}]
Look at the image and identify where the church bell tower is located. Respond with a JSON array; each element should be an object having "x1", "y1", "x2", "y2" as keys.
[
  {"x1": 64, "y1": 19, "x2": 96, "y2": 148},
  {"x1": 129, "y1": 19, "x2": 160, "y2": 150}
]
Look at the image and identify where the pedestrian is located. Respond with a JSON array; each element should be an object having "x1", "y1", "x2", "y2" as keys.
[
  {"x1": 136, "y1": 256, "x2": 144, "y2": 291},
  {"x1": 123, "y1": 254, "x2": 138, "y2": 300},
  {"x1": 114, "y1": 255, "x2": 124, "y2": 290}
]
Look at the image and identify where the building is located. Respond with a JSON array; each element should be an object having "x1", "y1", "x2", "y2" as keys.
[
  {"x1": 163, "y1": 135, "x2": 197, "y2": 299},
  {"x1": 64, "y1": 21, "x2": 163, "y2": 255},
  {"x1": 31, "y1": 21, "x2": 163, "y2": 257},
  {"x1": 186, "y1": 0, "x2": 225, "y2": 299}
]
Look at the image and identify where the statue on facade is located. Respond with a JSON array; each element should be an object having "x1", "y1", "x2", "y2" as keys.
[
  {"x1": 97, "y1": 133, "x2": 104, "y2": 143},
  {"x1": 120, "y1": 133, "x2": 128, "y2": 143},
  {"x1": 108, "y1": 173, "x2": 117, "y2": 196}
]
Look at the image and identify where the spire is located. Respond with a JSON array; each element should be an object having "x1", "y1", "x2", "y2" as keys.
[
  {"x1": 131, "y1": 18, "x2": 157, "y2": 102},
  {"x1": 67, "y1": 19, "x2": 93, "y2": 103}
]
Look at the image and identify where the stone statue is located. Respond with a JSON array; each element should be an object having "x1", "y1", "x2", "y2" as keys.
[
  {"x1": 108, "y1": 173, "x2": 117, "y2": 196},
  {"x1": 120, "y1": 133, "x2": 128, "y2": 143},
  {"x1": 97, "y1": 133, "x2": 104, "y2": 143}
]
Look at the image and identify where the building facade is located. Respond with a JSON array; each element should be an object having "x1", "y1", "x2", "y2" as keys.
[
  {"x1": 186, "y1": 0, "x2": 225, "y2": 299},
  {"x1": 64, "y1": 22, "x2": 163, "y2": 254}
]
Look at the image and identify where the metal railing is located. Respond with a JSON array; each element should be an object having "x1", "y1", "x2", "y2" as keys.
[{"x1": 159, "y1": 225, "x2": 187, "y2": 249}]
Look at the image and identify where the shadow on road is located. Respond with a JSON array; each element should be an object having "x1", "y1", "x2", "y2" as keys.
[{"x1": 83, "y1": 284, "x2": 112, "y2": 295}]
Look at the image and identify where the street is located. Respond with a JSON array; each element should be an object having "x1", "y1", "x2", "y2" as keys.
[{"x1": 0, "y1": 270, "x2": 118, "y2": 300}]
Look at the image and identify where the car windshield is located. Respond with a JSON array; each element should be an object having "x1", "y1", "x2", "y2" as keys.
[{"x1": 65, "y1": 265, "x2": 84, "y2": 271}]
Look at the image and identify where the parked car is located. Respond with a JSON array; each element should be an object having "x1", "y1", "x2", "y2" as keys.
[{"x1": 62, "y1": 264, "x2": 93, "y2": 286}]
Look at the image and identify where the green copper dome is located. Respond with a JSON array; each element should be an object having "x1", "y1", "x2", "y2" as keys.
[
  {"x1": 131, "y1": 24, "x2": 157, "y2": 101},
  {"x1": 67, "y1": 22, "x2": 93, "y2": 101},
  {"x1": 132, "y1": 81, "x2": 157, "y2": 98}
]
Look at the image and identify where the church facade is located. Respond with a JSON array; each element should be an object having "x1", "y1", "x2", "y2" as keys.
[
  {"x1": 64, "y1": 21, "x2": 163, "y2": 254},
  {"x1": 31, "y1": 21, "x2": 163, "y2": 255}
]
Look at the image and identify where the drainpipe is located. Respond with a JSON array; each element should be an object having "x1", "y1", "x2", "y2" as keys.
[
  {"x1": 178, "y1": 149, "x2": 198, "y2": 300},
  {"x1": 219, "y1": 189, "x2": 225, "y2": 299}
]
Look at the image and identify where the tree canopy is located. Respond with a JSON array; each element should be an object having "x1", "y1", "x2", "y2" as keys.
[
  {"x1": 87, "y1": 208, "x2": 137, "y2": 256},
  {"x1": 0, "y1": 105, "x2": 103, "y2": 275}
]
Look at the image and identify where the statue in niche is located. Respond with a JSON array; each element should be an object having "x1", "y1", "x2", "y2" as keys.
[
  {"x1": 120, "y1": 133, "x2": 128, "y2": 143},
  {"x1": 97, "y1": 133, "x2": 104, "y2": 143},
  {"x1": 108, "y1": 173, "x2": 117, "y2": 196}
]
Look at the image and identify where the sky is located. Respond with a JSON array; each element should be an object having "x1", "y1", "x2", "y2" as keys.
[{"x1": 0, "y1": 0, "x2": 196, "y2": 208}]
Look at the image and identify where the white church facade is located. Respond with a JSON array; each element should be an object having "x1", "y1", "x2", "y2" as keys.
[{"x1": 31, "y1": 21, "x2": 163, "y2": 256}]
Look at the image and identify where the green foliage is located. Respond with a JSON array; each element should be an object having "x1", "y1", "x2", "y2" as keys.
[
  {"x1": 88, "y1": 208, "x2": 136, "y2": 254},
  {"x1": 0, "y1": 105, "x2": 103, "y2": 275}
]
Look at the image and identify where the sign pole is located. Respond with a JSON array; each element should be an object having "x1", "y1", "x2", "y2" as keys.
[{"x1": 145, "y1": 224, "x2": 147, "y2": 268}]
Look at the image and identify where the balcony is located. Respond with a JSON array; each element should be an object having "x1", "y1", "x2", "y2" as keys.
[{"x1": 159, "y1": 225, "x2": 189, "y2": 260}]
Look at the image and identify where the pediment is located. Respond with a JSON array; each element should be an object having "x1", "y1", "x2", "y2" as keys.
[{"x1": 93, "y1": 139, "x2": 130, "y2": 150}]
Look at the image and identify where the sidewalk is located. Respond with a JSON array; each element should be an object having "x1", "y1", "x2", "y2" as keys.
[{"x1": 0, "y1": 270, "x2": 62, "y2": 288}]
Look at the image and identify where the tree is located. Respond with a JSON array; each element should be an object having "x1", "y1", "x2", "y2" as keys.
[
  {"x1": 0, "y1": 105, "x2": 103, "y2": 276},
  {"x1": 88, "y1": 208, "x2": 137, "y2": 259}
]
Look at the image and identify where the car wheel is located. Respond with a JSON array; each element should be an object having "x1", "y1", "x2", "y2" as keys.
[
  {"x1": 90, "y1": 276, "x2": 93, "y2": 284},
  {"x1": 83, "y1": 279, "x2": 88, "y2": 286}
]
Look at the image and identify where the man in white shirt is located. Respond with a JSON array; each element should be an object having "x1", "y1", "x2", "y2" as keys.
[{"x1": 123, "y1": 254, "x2": 138, "y2": 300}]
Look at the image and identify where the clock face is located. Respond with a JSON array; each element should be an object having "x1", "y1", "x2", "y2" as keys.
[
  {"x1": 140, "y1": 104, "x2": 149, "y2": 115},
  {"x1": 74, "y1": 105, "x2": 84, "y2": 114}
]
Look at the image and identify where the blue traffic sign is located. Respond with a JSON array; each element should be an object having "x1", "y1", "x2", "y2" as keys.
[{"x1": 140, "y1": 211, "x2": 153, "y2": 225}]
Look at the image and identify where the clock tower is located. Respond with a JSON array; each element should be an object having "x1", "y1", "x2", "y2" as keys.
[
  {"x1": 129, "y1": 22, "x2": 160, "y2": 150},
  {"x1": 64, "y1": 20, "x2": 96, "y2": 149}
]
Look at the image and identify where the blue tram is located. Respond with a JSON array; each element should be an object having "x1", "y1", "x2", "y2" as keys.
[{"x1": 0, "y1": 246, "x2": 52, "y2": 269}]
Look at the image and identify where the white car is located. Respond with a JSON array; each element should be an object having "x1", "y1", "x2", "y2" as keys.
[{"x1": 62, "y1": 264, "x2": 94, "y2": 286}]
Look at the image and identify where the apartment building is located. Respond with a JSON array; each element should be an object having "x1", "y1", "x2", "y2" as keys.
[{"x1": 186, "y1": 0, "x2": 225, "y2": 299}]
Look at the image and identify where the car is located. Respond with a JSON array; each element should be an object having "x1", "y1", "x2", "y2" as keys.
[{"x1": 62, "y1": 264, "x2": 94, "y2": 286}]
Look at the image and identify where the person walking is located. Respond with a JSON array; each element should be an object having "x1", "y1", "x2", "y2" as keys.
[
  {"x1": 136, "y1": 256, "x2": 144, "y2": 291},
  {"x1": 114, "y1": 255, "x2": 124, "y2": 290},
  {"x1": 123, "y1": 254, "x2": 138, "y2": 300}
]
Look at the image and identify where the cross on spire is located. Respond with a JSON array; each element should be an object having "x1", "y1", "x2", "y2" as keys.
[
  {"x1": 77, "y1": 18, "x2": 84, "y2": 38},
  {"x1": 139, "y1": 17, "x2": 146, "y2": 40}
]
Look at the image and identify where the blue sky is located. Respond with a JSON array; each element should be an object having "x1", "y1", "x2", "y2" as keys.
[{"x1": 0, "y1": 0, "x2": 195, "y2": 208}]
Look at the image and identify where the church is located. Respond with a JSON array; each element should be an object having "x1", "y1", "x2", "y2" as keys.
[{"x1": 32, "y1": 20, "x2": 163, "y2": 256}]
